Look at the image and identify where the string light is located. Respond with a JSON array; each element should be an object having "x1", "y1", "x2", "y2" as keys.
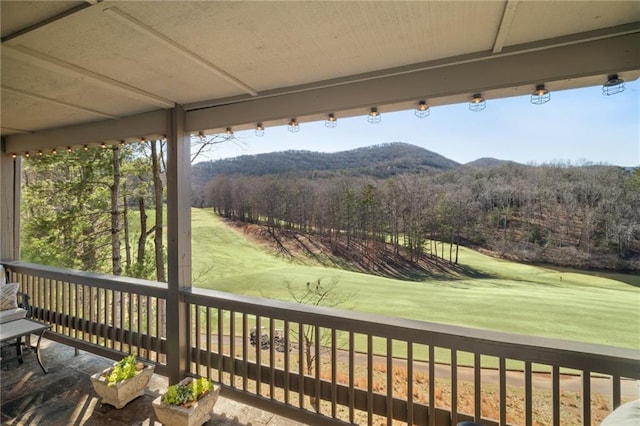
[
  {"x1": 37, "y1": 150, "x2": 43, "y2": 156},
  {"x1": 67, "y1": 147, "x2": 73, "y2": 153},
  {"x1": 602, "y1": 74, "x2": 625, "y2": 96},
  {"x1": 367, "y1": 107, "x2": 381, "y2": 124},
  {"x1": 52, "y1": 148, "x2": 57, "y2": 155},
  {"x1": 530, "y1": 84, "x2": 550, "y2": 105},
  {"x1": 83, "y1": 145, "x2": 89, "y2": 151},
  {"x1": 225, "y1": 127, "x2": 234, "y2": 137},
  {"x1": 100, "y1": 141, "x2": 107, "y2": 148},
  {"x1": 25, "y1": 152, "x2": 30, "y2": 158},
  {"x1": 288, "y1": 118, "x2": 300, "y2": 133},
  {"x1": 12, "y1": 153, "x2": 17, "y2": 159},
  {"x1": 469, "y1": 94, "x2": 486, "y2": 112},
  {"x1": 415, "y1": 101, "x2": 430, "y2": 118},
  {"x1": 255, "y1": 123, "x2": 265, "y2": 137},
  {"x1": 325, "y1": 113, "x2": 337, "y2": 128}
]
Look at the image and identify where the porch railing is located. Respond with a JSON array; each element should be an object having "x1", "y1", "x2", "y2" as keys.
[
  {"x1": 5, "y1": 261, "x2": 169, "y2": 373},
  {"x1": 4, "y1": 261, "x2": 639, "y2": 426}
]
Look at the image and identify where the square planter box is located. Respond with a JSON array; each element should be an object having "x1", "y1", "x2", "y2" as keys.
[
  {"x1": 90, "y1": 363, "x2": 155, "y2": 409},
  {"x1": 152, "y1": 378, "x2": 220, "y2": 426}
]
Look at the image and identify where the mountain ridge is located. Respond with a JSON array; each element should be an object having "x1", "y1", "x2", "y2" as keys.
[{"x1": 192, "y1": 142, "x2": 514, "y2": 187}]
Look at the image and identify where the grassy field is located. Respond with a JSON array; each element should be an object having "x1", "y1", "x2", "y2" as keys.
[{"x1": 191, "y1": 208, "x2": 639, "y2": 350}]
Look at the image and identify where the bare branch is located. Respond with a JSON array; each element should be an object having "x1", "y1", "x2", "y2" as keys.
[{"x1": 190, "y1": 133, "x2": 247, "y2": 163}]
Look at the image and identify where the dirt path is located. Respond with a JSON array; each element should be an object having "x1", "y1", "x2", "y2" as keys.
[{"x1": 207, "y1": 334, "x2": 640, "y2": 399}]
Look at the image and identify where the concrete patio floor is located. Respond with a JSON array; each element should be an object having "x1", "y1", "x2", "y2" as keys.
[{"x1": 1, "y1": 337, "x2": 306, "y2": 426}]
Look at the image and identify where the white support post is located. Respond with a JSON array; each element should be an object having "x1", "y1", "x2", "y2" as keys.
[{"x1": 0, "y1": 144, "x2": 21, "y2": 261}]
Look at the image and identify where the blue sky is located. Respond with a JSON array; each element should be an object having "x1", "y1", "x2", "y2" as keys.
[{"x1": 203, "y1": 79, "x2": 640, "y2": 167}]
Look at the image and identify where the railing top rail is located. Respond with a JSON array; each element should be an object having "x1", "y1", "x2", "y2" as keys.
[
  {"x1": 184, "y1": 286, "x2": 640, "y2": 378},
  {"x1": 2, "y1": 260, "x2": 167, "y2": 298}
]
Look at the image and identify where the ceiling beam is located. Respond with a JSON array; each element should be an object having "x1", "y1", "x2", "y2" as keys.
[
  {"x1": 1, "y1": 2, "x2": 93, "y2": 43},
  {"x1": 4, "y1": 31, "x2": 639, "y2": 150},
  {"x1": 102, "y1": 6, "x2": 258, "y2": 97},
  {"x1": 3, "y1": 110, "x2": 167, "y2": 153},
  {"x1": 2, "y1": 45, "x2": 175, "y2": 109},
  {"x1": 2, "y1": 85, "x2": 119, "y2": 120},
  {"x1": 186, "y1": 22, "x2": 640, "y2": 112},
  {"x1": 0, "y1": 127, "x2": 32, "y2": 135},
  {"x1": 493, "y1": 0, "x2": 520, "y2": 54},
  {"x1": 187, "y1": 32, "x2": 640, "y2": 133}
]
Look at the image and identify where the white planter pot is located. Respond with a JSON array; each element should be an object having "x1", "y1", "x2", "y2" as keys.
[
  {"x1": 152, "y1": 378, "x2": 220, "y2": 426},
  {"x1": 90, "y1": 363, "x2": 155, "y2": 409}
]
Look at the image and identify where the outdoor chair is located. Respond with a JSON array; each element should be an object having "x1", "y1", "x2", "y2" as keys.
[{"x1": 0, "y1": 264, "x2": 30, "y2": 324}]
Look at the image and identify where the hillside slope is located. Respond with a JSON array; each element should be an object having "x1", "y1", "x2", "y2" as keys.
[
  {"x1": 191, "y1": 208, "x2": 639, "y2": 349},
  {"x1": 192, "y1": 142, "x2": 460, "y2": 187}
]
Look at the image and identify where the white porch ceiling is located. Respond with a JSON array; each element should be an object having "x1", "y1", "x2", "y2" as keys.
[{"x1": 1, "y1": 0, "x2": 639, "y2": 150}]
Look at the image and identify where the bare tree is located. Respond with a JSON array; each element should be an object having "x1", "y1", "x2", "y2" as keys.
[
  {"x1": 283, "y1": 277, "x2": 354, "y2": 406},
  {"x1": 284, "y1": 277, "x2": 355, "y2": 375},
  {"x1": 190, "y1": 133, "x2": 239, "y2": 163}
]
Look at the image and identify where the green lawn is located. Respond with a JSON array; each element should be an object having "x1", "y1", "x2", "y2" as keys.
[{"x1": 191, "y1": 208, "x2": 639, "y2": 350}]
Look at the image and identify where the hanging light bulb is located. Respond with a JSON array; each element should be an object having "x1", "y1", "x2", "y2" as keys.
[
  {"x1": 325, "y1": 113, "x2": 337, "y2": 128},
  {"x1": 288, "y1": 118, "x2": 300, "y2": 133},
  {"x1": 83, "y1": 145, "x2": 89, "y2": 151},
  {"x1": 367, "y1": 107, "x2": 381, "y2": 124},
  {"x1": 37, "y1": 150, "x2": 43, "y2": 156},
  {"x1": 100, "y1": 141, "x2": 107, "y2": 148},
  {"x1": 52, "y1": 148, "x2": 57, "y2": 155},
  {"x1": 25, "y1": 152, "x2": 30, "y2": 158},
  {"x1": 11, "y1": 153, "x2": 17, "y2": 159},
  {"x1": 469, "y1": 94, "x2": 486, "y2": 112},
  {"x1": 197, "y1": 131, "x2": 206, "y2": 142},
  {"x1": 415, "y1": 101, "x2": 430, "y2": 118},
  {"x1": 255, "y1": 123, "x2": 265, "y2": 137},
  {"x1": 119, "y1": 140, "x2": 125, "y2": 146},
  {"x1": 67, "y1": 146, "x2": 73, "y2": 153},
  {"x1": 602, "y1": 74, "x2": 625, "y2": 96},
  {"x1": 530, "y1": 84, "x2": 550, "y2": 105},
  {"x1": 225, "y1": 127, "x2": 234, "y2": 137}
]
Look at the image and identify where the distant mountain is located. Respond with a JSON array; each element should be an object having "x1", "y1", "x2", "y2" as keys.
[
  {"x1": 463, "y1": 157, "x2": 519, "y2": 168},
  {"x1": 192, "y1": 142, "x2": 461, "y2": 187}
]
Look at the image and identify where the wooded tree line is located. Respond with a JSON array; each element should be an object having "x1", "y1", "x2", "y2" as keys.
[
  {"x1": 19, "y1": 142, "x2": 640, "y2": 276},
  {"x1": 20, "y1": 135, "x2": 230, "y2": 278},
  {"x1": 203, "y1": 164, "x2": 640, "y2": 270},
  {"x1": 21, "y1": 143, "x2": 167, "y2": 279}
]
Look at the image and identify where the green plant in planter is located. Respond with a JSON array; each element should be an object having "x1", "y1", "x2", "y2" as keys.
[
  {"x1": 153, "y1": 377, "x2": 219, "y2": 426},
  {"x1": 162, "y1": 377, "x2": 213, "y2": 406},
  {"x1": 105, "y1": 354, "x2": 141, "y2": 386},
  {"x1": 92, "y1": 354, "x2": 154, "y2": 409}
]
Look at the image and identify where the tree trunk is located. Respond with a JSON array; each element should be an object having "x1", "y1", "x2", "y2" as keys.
[
  {"x1": 122, "y1": 189, "x2": 131, "y2": 273},
  {"x1": 150, "y1": 140, "x2": 166, "y2": 282},
  {"x1": 449, "y1": 233, "x2": 454, "y2": 263},
  {"x1": 150, "y1": 140, "x2": 166, "y2": 342},
  {"x1": 110, "y1": 147, "x2": 122, "y2": 276},
  {"x1": 137, "y1": 197, "x2": 147, "y2": 268}
]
